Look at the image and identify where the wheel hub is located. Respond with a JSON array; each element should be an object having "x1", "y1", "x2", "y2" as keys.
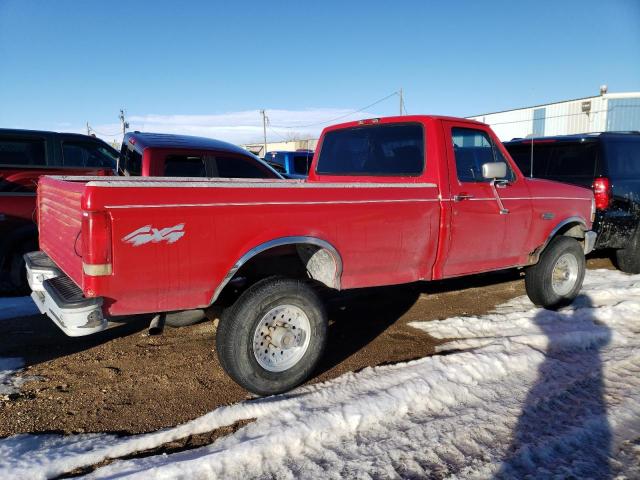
[
  {"x1": 551, "y1": 253, "x2": 579, "y2": 296},
  {"x1": 252, "y1": 305, "x2": 310, "y2": 372}
]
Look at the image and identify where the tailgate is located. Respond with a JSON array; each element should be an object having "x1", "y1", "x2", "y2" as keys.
[{"x1": 38, "y1": 177, "x2": 87, "y2": 287}]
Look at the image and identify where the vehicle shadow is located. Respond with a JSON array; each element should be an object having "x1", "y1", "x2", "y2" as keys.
[
  {"x1": 497, "y1": 295, "x2": 613, "y2": 478},
  {"x1": 314, "y1": 268, "x2": 523, "y2": 378},
  {"x1": 0, "y1": 312, "x2": 150, "y2": 368}
]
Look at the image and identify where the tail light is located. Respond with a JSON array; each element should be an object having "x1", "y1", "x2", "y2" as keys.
[
  {"x1": 592, "y1": 177, "x2": 611, "y2": 210},
  {"x1": 81, "y1": 211, "x2": 113, "y2": 276}
]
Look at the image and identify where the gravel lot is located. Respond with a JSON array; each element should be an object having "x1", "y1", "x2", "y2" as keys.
[{"x1": 0, "y1": 257, "x2": 613, "y2": 438}]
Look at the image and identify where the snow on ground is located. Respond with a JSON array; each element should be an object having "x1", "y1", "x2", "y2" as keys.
[
  {"x1": 1, "y1": 269, "x2": 639, "y2": 479},
  {"x1": 0, "y1": 296, "x2": 39, "y2": 321}
]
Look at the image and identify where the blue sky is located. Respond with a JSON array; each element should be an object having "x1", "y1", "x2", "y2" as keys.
[{"x1": 0, "y1": 0, "x2": 638, "y2": 143}]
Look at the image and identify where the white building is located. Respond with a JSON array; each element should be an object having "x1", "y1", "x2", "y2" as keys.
[{"x1": 467, "y1": 88, "x2": 640, "y2": 141}]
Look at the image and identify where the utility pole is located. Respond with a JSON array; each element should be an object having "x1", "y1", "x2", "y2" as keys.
[
  {"x1": 86, "y1": 122, "x2": 91, "y2": 135},
  {"x1": 260, "y1": 109, "x2": 268, "y2": 157},
  {"x1": 399, "y1": 88, "x2": 404, "y2": 116},
  {"x1": 119, "y1": 109, "x2": 129, "y2": 135}
]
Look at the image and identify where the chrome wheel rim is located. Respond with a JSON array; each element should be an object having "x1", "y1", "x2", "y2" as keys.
[
  {"x1": 551, "y1": 253, "x2": 579, "y2": 296},
  {"x1": 252, "y1": 305, "x2": 311, "y2": 372}
]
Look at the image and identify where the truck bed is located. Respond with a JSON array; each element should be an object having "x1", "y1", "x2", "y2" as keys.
[{"x1": 37, "y1": 175, "x2": 441, "y2": 315}]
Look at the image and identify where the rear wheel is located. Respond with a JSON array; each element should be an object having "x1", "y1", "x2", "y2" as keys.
[
  {"x1": 615, "y1": 228, "x2": 640, "y2": 274},
  {"x1": 525, "y1": 236, "x2": 586, "y2": 309},
  {"x1": 216, "y1": 277, "x2": 327, "y2": 395}
]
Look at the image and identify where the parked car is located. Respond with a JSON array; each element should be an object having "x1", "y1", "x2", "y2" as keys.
[
  {"x1": 120, "y1": 132, "x2": 282, "y2": 179},
  {"x1": 26, "y1": 115, "x2": 595, "y2": 395},
  {"x1": 504, "y1": 132, "x2": 640, "y2": 272},
  {"x1": 0, "y1": 131, "x2": 281, "y2": 293},
  {"x1": 263, "y1": 149, "x2": 314, "y2": 178},
  {"x1": 0, "y1": 129, "x2": 118, "y2": 292}
]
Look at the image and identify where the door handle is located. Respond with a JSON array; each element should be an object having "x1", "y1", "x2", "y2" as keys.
[{"x1": 453, "y1": 193, "x2": 474, "y2": 202}]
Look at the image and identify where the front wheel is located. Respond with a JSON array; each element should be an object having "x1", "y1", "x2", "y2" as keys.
[
  {"x1": 525, "y1": 236, "x2": 586, "y2": 309},
  {"x1": 215, "y1": 277, "x2": 327, "y2": 396}
]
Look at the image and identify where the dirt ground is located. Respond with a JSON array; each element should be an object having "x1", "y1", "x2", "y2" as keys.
[{"x1": 0, "y1": 257, "x2": 614, "y2": 438}]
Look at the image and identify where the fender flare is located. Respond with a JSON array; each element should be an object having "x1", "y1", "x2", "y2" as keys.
[
  {"x1": 529, "y1": 216, "x2": 588, "y2": 264},
  {"x1": 210, "y1": 236, "x2": 343, "y2": 304}
]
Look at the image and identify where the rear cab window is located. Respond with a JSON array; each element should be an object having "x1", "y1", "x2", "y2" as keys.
[
  {"x1": 293, "y1": 153, "x2": 312, "y2": 175},
  {"x1": 316, "y1": 123, "x2": 424, "y2": 176},
  {"x1": 120, "y1": 145, "x2": 143, "y2": 176}
]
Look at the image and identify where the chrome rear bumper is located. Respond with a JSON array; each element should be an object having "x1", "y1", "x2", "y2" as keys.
[{"x1": 25, "y1": 251, "x2": 107, "y2": 337}]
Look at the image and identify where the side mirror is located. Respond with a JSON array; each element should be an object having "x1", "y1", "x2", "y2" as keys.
[{"x1": 482, "y1": 162, "x2": 507, "y2": 179}]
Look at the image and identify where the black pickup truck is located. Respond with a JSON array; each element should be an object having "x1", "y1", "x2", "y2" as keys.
[{"x1": 504, "y1": 132, "x2": 640, "y2": 272}]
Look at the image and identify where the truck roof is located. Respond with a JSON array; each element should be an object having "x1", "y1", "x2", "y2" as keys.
[
  {"x1": 323, "y1": 115, "x2": 486, "y2": 133},
  {"x1": 0, "y1": 128, "x2": 113, "y2": 142},
  {"x1": 124, "y1": 132, "x2": 252, "y2": 157}
]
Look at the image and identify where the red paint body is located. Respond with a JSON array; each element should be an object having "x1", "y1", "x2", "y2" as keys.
[{"x1": 36, "y1": 116, "x2": 594, "y2": 316}]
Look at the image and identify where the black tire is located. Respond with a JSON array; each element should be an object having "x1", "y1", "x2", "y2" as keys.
[
  {"x1": 525, "y1": 236, "x2": 586, "y2": 309},
  {"x1": 216, "y1": 277, "x2": 327, "y2": 396},
  {"x1": 9, "y1": 240, "x2": 38, "y2": 294},
  {"x1": 164, "y1": 309, "x2": 207, "y2": 328},
  {"x1": 615, "y1": 228, "x2": 640, "y2": 274}
]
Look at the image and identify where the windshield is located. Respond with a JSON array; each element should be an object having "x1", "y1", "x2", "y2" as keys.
[{"x1": 603, "y1": 137, "x2": 640, "y2": 178}]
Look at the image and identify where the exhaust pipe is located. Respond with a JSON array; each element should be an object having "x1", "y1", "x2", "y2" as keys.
[{"x1": 148, "y1": 313, "x2": 166, "y2": 335}]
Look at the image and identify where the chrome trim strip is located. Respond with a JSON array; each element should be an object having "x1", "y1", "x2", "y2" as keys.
[
  {"x1": 106, "y1": 198, "x2": 439, "y2": 209},
  {"x1": 210, "y1": 236, "x2": 343, "y2": 304}
]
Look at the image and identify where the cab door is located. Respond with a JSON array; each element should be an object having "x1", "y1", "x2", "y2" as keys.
[{"x1": 441, "y1": 123, "x2": 508, "y2": 277}]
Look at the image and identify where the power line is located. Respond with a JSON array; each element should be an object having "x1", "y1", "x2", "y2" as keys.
[{"x1": 271, "y1": 91, "x2": 400, "y2": 129}]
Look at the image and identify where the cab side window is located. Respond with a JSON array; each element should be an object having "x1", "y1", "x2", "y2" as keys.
[
  {"x1": 62, "y1": 141, "x2": 117, "y2": 168},
  {"x1": 451, "y1": 128, "x2": 513, "y2": 182}
]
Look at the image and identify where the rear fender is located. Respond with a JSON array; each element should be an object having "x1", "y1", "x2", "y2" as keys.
[{"x1": 210, "y1": 236, "x2": 343, "y2": 304}]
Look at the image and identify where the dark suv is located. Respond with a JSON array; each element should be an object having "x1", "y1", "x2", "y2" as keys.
[
  {"x1": 504, "y1": 132, "x2": 640, "y2": 272},
  {"x1": 0, "y1": 129, "x2": 118, "y2": 292}
]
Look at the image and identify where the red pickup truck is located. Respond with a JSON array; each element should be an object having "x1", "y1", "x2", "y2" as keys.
[{"x1": 26, "y1": 115, "x2": 596, "y2": 395}]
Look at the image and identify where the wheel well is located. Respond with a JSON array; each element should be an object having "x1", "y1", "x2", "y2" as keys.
[
  {"x1": 211, "y1": 238, "x2": 342, "y2": 305},
  {"x1": 555, "y1": 222, "x2": 586, "y2": 239},
  {"x1": 528, "y1": 218, "x2": 587, "y2": 265}
]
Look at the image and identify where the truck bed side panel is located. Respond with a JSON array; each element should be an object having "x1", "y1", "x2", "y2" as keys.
[{"x1": 83, "y1": 181, "x2": 441, "y2": 315}]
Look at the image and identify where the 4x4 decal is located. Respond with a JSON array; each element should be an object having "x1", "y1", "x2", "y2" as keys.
[{"x1": 122, "y1": 224, "x2": 185, "y2": 246}]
